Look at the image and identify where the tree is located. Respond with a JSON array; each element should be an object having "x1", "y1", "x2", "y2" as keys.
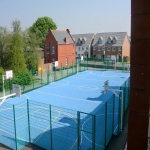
[
  {"x1": 0, "y1": 26, "x2": 11, "y2": 68},
  {"x1": 22, "y1": 29, "x2": 41, "y2": 70},
  {"x1": 5, "y1": 20, "x2": 26, "y2": 72},
  {"x1": 30, "y1": 16, "x2": 57, "y2": 48}
]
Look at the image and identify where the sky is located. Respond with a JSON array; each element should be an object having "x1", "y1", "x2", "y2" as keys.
[{"x1": 0, "y1": 0, "x2": 131, "y2": 35}]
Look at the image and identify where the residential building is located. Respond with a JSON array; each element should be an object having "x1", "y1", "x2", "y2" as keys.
[
  {"x1": 44, "y1": 29, "x2": 76, "y2": 68},
  {"x1": 92, "y1": 32, "x2": 130, "y2": 61},
  {"x1": 72, "y1": 33, "x2": 94, "y2": 58}
]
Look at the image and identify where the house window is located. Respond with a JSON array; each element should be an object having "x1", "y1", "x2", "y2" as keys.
[
  {"x1": 86, "y1": 47, "x2": 88, "y2": 50},
  {"x1": 78, "y1": 47, "x2": 80, "y2": 50},
  {"x1": 46, "y1": 46, "x2": 50, "y2": 54},
  {"x1": 82, "y1": 47, "x2": 84, "y2": 50},
  {"x1": 102, "y1": 47, "x2": 105, "y2": 51},
  {"x1": 118, "y1": 47, "x2": 122, "y2": 51},
  {"x1": 98, "y1": 47, "x2": 101, "y2": 51},
  {"x1": 112, "y1": 47, "x2": 116, "y2": 51},
  {"x1": 52, "y1": 58, "x2": 55, "y2": 62},
  {"x1": 107, "y1": 47, "x2": 110, "y2": 51},
  {"x1": 108, "y1": 40, "x2": 111, "y2": 44},
  {"x1": 78, "y1": 54, "x2": 80, "y2": 57},
  {"x1": 52, "y1": 46, "x2": 55, "y2": 54},
  {"x1": 66, "y1": 57, "x2": 68, "y2": 65}
]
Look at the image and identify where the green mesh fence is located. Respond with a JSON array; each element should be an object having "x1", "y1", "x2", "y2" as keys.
[
  {"x1": 0, "y1": 89, "x2": 130, "y2": 150},
  {"x1": 0, "y1": 103, "x2": 16, "y2": 150},
  {"x1": 81, "y1": 57, "x2": 130, "y2": 71},
  {"x1": 0, "y1": 60, "x2": 78, "y2": 97}
]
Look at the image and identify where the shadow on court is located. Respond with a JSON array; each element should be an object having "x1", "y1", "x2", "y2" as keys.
[{"x1": 0, "y1": 143, "x2": 13, "y2": 150}]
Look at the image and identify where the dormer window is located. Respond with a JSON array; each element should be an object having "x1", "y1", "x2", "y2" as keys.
[
  {"x1": 113, "y1": 36, "x2": 117, "y2": 43},
  {"x1": 82, "y1": 37, "x2": 86, "y2": 44},
  {"x1": 107, "y1": 37, "x2": 113, "y2": 43},
  {"x1": 98, "y1": 37, "x2": 103, "y2": 44}
]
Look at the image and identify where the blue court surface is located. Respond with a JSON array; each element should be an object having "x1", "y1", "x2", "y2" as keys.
[
  {"x1": 0, "y1": 70, "x2": 130, "y2": 150},
  {"x1": 6, "y1": 70, "x2": 129, "y2": 111}
]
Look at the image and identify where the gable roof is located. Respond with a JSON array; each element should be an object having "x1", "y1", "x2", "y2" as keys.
[
  {"x1": 51, "y1": 30, "x2": 74, "y2": 44},
  {"x1": 72, "y1": 33, "x2": 94, "y2": 46},
  {"x1": 92, "y1": 32, "x2": 128, "y2": 47}
]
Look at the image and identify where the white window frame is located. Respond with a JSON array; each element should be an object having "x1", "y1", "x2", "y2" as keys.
[
  {"x1": 52, "y1": 58, "x2": 55, "y2": 62},
  {"x1": 78, "y1": 47, "x2": 80, "y2": 50},
  {"x1": 82, "y1": 47, "x2": 84, "y2": 50},
  {"x1": 98, "y1": 47, "x2": 101, "y2": 51}
]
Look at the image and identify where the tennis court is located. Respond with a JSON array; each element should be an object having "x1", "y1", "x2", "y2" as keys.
[{"x1": 0, "y1": 70, "x2": 130, "y2": 150}]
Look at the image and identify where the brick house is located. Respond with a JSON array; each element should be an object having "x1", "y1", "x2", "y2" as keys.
[
  {"x1": 71, "y1": 33, "x2": 94, "y2": 58},
  {"x1": 44, "y1": 29, "x2": 76, "y2": 68},
  {"x1": 92, "y1": 32, "x2": 130, "y2": 61}
]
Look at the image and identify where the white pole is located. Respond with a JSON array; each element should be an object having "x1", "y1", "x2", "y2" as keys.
[{"x1": 2, "y1": 75, "x2": 5, "y2": 97}]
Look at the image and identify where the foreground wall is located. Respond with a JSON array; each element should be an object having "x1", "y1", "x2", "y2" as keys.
[{"x1": 128, "y1": 0, "x2": 150, "y2": 149}]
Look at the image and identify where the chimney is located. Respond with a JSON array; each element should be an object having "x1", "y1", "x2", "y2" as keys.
[
  {"x1": 66, "y1": 29, "x2": 70, "y2": 34},
  {"x1": 65, "y1": 37, "x2": 69, "y2": 44}
]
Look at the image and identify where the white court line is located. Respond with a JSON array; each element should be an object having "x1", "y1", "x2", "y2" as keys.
[
  {"x1": 0, "y1": 128, "x2": 28, "y2": 142},
  {"x1": 82, "y1": 116, "x2": 105, "y2": 148},
  {"x1": 46, "y1": 83, "x2": 99, "y2": 92},
  {"x1": 34, "y1": 91, "x2": 102, "y2": 104},
  {"x1": 71, "y1": 77, "x2": 123, "y2": 84},
  {"x1": 90, "y1": 71, "x2": 130, "y2": 78}
]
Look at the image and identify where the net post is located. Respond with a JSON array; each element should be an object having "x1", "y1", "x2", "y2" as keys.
[
  {"x1": 77, "y1": 111, "x2": 80, "y2": 150},
  {"x1": 92, "y1": 114, "x2": 96, "y2": 150},
  {"x1": 49, "y1": 105, "x2": 53, "y2": 150},
  {"x1": 105, "y1": 102, "x2": 107, "y2": 147},
  {"x1": 13, "y1": 105, "x2": 17, "y2": 150},
  {"x1": 27, "y1": 99, "x2": 31, "y2": 142}
]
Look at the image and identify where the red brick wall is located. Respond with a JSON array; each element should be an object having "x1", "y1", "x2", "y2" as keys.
[
  {"x1": 44, "y1": 31, "x2": 58, "y2": 63},
  {"x1": 58, "y1": 44, "x2": 76, "y2": 68}
]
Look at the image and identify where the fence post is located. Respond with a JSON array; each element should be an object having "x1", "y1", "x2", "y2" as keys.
[
  {"x1": 77, "y1": 111, "x2": 80, "y2": 150},
  {"x1": 105, "y1": 102, "x2": 107, "y2": 147},
  {"x1": 13, "y1": 105, "x2": 17, "y2": 150},
  {"x1": 32, "y1": 70, "x2": 35, "y2": 89},
  {"x1": 67, "y1": 64, "x2": 68, "y2": 77},
  {"x1": 112, "y1": 94, "x2": 115, "y2": 135},
  {"x1": 22, "y1": 72, "x2": 24, "y2": 93},
  {"x1": 72, "y1": 61, "x2": 73, "y2": 75},
  {"x1": 49, "y1": 105, "x2": 53, "y2": 150},
  {"x1": 27, "y1": 99, "x2": 31, "y2": 143},
  {"x1": 41, "y1": 69, "x2": 42, "y2": 84},
  {"x1": 122, "y1": 57, "x2": 124, "y2": 72},
  {"x1": 92, "y1": 115, "x2": 96, "y2": 150}
]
